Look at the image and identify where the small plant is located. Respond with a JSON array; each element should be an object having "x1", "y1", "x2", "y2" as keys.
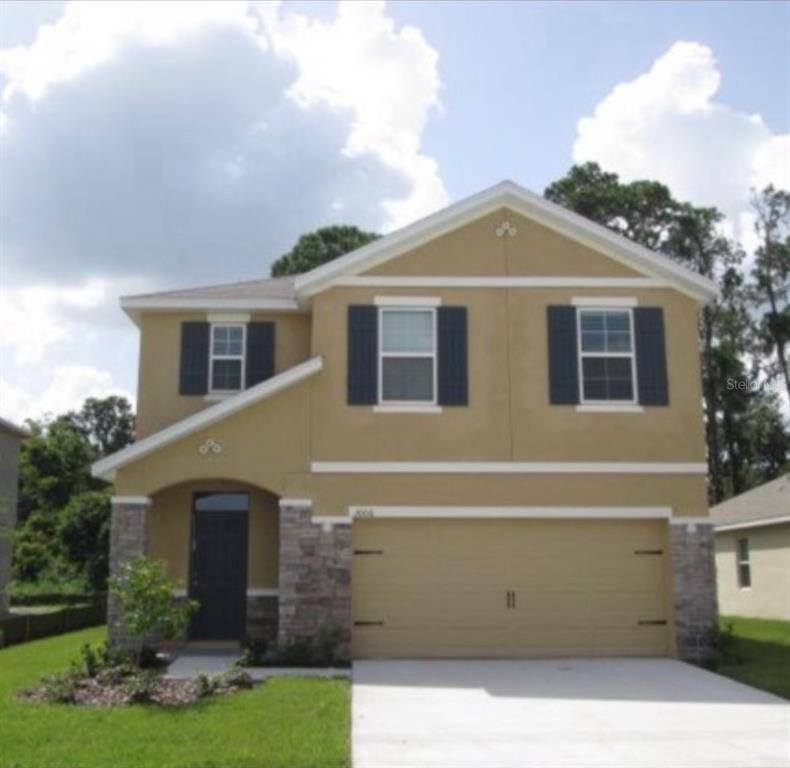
[
  {"x1": 125, "y1": 670, "x2": 159, "y2": 704},
  {"x1": 79, "y1": 643, "x2": 101, "y2": 678},
  {"x1": 218, "y1": 668, "x2": 254, "y2": 690},
  {"x1": 36, "y1": 671, "x2": 79, "y2": 704},
  {"x1": 195, "y1": 673, "x2": 219, "y2": 699},
  {"x1": 238, "y1": 636, "x2": 269, "y2": 667},
  {"x1": 108, "y1": 556, "x2": 198, "y2": 663}
]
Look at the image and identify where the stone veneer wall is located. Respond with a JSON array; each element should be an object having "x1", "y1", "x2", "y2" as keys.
[
  {"x1": 107, "y1": 499, "x2": 149, "y2": 648},
  {"x1": 278, "y1": 504, "x2": 351, "y2": 660},
  {"x1": 670, "y1": 522, "x2": 718, "y2": 661},
  {"x1": 247, "y1": 595, "x2": 278, "y2": 646}
]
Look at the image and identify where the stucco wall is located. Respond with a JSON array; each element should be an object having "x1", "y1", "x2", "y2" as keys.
[
  {"x1": 135, "y1": 310, "x2": 310, "y2": 438},
  {"x1": 0, "y1": 429, "x2": 23, "y2": 615},
  {"x1": 147, "y1": 480, "x2": 279, "y2": 589},
  {"x1": 715, "y1": 524, "x2": 790, "y2": 620}
]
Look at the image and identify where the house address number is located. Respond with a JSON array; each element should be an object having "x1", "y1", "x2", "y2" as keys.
[{"x1": 353, "y1": 508, "x2": 375, "y2": 518}]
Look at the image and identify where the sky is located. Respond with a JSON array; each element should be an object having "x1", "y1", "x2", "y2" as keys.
[{"x1": 0, "y1": 0, "x2": 788, "y2": 423}]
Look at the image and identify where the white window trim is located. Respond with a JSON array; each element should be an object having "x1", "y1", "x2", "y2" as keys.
[
  {"x1": 736, "y1": 537, "x2": 751, "y2": 590},
  {"x1": 374, "y1": 295, "x2": 442, "y2": 307},
  {"x1": 209, "y1": 322, "x2": 246, "y2": 395},
  {"x1": 572, "y1": 297, "x2": 638, "y2": 307},
  {"x1": 378, "y1": 306, "x2": 438, "y2": 407},
  {"x1": 577, "y1": 307, "x2": 638, "y2": 406},
  {"x1": 373, "y1": 404, "x2": 443, "y2": 414}
]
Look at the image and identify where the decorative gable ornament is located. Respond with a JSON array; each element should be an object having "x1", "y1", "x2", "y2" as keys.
[
  {"x1": 495, "y1": 221, "x2": 517, "y2": 238},
  {"x1": 198, "y1": 438, "x2": 222, "y2": 456}
]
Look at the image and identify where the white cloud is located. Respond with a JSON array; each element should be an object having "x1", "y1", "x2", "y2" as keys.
[
  {"x1": 0, "y1": 279, "x2": 112, "y2": 366},
  {"x1": 0, "y1": 365, "x2": 134, "y2": 423},
  {"x1": 573, "y1": 41, "x2": 790, "y2": 242},
  {"x1": 0, "y1": 1, "x2": 446, "y2": 418}
]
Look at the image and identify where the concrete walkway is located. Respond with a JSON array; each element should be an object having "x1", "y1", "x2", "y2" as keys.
[
  {"x1": 165, "y1": 650, "x2": 350, "y2": 681},
  {"x1": 352, "y1": 659, "x2": 790, "y2": 768}
]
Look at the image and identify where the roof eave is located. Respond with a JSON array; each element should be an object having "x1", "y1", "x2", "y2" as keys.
[{"x1": 92, "y1": 356, "x2": 323, "y2": 481}]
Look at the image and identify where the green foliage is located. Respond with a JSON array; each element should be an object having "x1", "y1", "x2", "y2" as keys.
[
  {"x1": 61, "y1": 396, "x2": 136, "y2": 458},
  {"x1": 703, "y1": 622, "x2": 742, "y2": 670},
  {"x1": 195, "y1": 672, "x2": 219, "y2": 699},
  {"x1": 1, "y1": 627, "x2": 351, "y2": 767},
  {"x1": 125, "y1": 670, "x2": 159, "y2": 704},
  {"x1": 238, "y1": 635, "x2": 269, "y2": 667},
  {"x1": 750, "y1": 186, "x2": 790, "y2": 403},
  {"x1": 13, "y1": 396, "x2": 135, "y2": 593},
  {"x1": 108, "y1": 556, "x2": 197, "y2": 645},
  {"x1": 59, "y1": 491, "x2": 111, "y2": 591},
  {"x1": 270, "y1": 225, "x2": 379, "y2": 276},
  {"x1": 546, "y1": 163, "x2": 789, "y2": 502},
  {"x1": 277, "y1": 627, "x2": 345, "y2": 667}
]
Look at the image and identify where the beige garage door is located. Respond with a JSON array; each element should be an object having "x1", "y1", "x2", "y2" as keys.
[{"x1": 352, "y1": 518, "x2": 671, "y2": 658}]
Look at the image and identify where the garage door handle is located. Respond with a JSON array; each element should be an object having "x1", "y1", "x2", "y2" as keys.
[{"x1": 505, "y1": 591, "x2": 516, "y2": 609}]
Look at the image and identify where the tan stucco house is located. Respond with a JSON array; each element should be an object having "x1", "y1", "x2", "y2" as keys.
[
  {"x1": 93, "y1": 181, "x2": 719, "y2": 660},
  {"x1": 712, "y1": 474, "x2": 790, "y2": 621},
  {"x1": 0, "y1": 417, "x2": 29, "y2": 616}
]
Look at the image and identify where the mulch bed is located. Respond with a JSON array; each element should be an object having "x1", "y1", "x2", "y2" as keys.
[{"x1": 18, "y1": 673, "x2": 253, "y2": 707}]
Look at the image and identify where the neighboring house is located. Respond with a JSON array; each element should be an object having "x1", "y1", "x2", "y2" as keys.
[
  {"x1": 711, "y1": 474, "x2": 790, "y2": 621},
  {"x1": 93, "y1": 181, "x2": 719, "y2": 660},
  {"x1": 0, "y1": 417, "x2": 29, "y2": 616}
]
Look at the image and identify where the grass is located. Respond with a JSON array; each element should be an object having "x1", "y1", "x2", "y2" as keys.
[
  {"x1": 0, "y1": 627, "x2": 350, "y2": 768},
  {"x1": 717, "y1": 616, "x2": 790, "y2": 700}
]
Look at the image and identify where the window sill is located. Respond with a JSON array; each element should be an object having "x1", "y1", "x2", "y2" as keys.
[
  {"x1": 204, "y1": 392, "x2": 237, "y2": 402},
  {"x1": 575, "y1": 404, "x2": 644, "y2": 413},
  {"x1": 373, "y1": 404, "x2": 443, "y2": 414}
]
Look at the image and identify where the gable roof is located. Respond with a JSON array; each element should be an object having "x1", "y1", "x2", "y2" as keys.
[
  {"x1": 709, "y1": 474, "x2": 790, "y2": 531},
  {"x1": 92, "y1": 356, "x2": 323, "y2": 481},
  {"x1": 0, "y1": 417, "x2": 30, "y2": 440},
  {"x1": 121, "y1": 277, "x2": 299, "y2": 324},
  {"x1": 294, "y1": 180, "x2": 718, "y2": 303}
]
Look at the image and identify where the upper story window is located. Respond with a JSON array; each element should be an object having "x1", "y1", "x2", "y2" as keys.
[
  {"x1": 210, "y1": 324, "x2": 246, "y2": 393},
  {"x1": 379, "y1": 308, "x2": 437, "y2": 404},
  {"x1": 578, "y1": 309, "x2": 637, "y2": 403},
  {"x1": 736, "y1": 537, "x2": 751, "y2": 589}
]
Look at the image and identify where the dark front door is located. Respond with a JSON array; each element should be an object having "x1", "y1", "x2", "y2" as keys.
[{"x1": 189, "y1": 492, "x2": 249, "y2": 641}]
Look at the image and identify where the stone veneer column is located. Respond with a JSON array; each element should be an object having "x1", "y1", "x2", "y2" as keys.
[
  {"x1": 278, "y1": 501, "x2": 351, "y2": 661},
  {"x1": 670, "y1": 521, "x2": 718, "y2": 661},
  {"x1": 107, "y1": 496, "x2": 151, "y2": 648}
]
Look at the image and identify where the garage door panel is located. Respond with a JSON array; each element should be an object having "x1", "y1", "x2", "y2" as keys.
[{"x1": 352, "y1": 519, "x2": 670, "y2": 659}]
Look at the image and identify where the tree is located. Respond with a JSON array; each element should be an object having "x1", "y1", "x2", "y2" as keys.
[
  {"x1": 17, "y1": 418, "x2": 98, "y2": 522},
  {"x1": 545, "y1": 163, "x2": 788, "y2": 502},
  {"x1": 749, "y1": 185, "x2": 790, "y2": 402},
  {"x1": 270, "y1": 225, "x2": 380, "y2": 276},
  {"x1": 62, "y1": 396, "x2": 135, "y2": 458},
  {"x1": 59, "y1": 491, "x2": 111, "y2": 591},
  {"x1": 109, "y1": 556, "x2": 197, "y2": 658}
]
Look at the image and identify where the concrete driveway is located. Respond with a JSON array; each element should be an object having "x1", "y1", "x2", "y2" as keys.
[{"x1": 352, "y1": 659, "x2": 790, "y2": 768}]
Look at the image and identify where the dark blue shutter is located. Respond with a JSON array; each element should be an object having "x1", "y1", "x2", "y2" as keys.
[
  {"x1": 438, "y1": 306, "x2": 468, "y2": 406},
  {"x1": 547, "y1": 306, "x2": 579, "y2": 404},
  {"x1": 348, "y1": 305, "x2": 378, "y2": 404},
  {"x1": 180, "y1": 322, "x2": 210, "y2": 395},
  {"x1": 635, "y1": 307, "x2": 669, "y2": 406},
  {"x1": 246, "y1": 322, "x2": 275, "y2": 388}
]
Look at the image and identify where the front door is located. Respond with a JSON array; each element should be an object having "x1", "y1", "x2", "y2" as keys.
[{"x1": 189, "y1": 492, "x2": 249, "y2": 641}]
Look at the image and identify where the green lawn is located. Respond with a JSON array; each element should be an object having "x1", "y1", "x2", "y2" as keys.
[
  {"x1": 0, "y1": 627, "x2": 350, "y2": 768},
  {"x1": 717, "y1": 616, "x2": 790, "y2": 700}
]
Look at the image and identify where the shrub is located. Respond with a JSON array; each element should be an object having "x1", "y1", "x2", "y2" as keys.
[
  {"x1": 125, "y1": 670, "x2": 159, "y2": 704},
  {"x1": 108, "y1": 556, "x2": 197, "y2": 660},
  {"x1": 218, "y1": 668, "x2": 254, "y2": 690},
  {"x1": 195, "y1": 673, "x2": 219, "y2": 699},
  {"x1": 238, "y1": 636, "x2": 269, "y2": 667},
  {"x1": 37, "y1": 671, "x2": 79, "y2": 704}
]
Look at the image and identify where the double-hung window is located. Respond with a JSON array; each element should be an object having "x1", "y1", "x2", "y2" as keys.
[
  {"x1": 578, "y1": 309, "x2": 637, "y2": 403},
  {"x1": 736, "y1": 538, "x2": 751, "y2": 588},
  {"x1": 210, "y1": 324, "x2": 245, "y2": 393},
  {"x1": 379, "y1": 308, "x2": 436, "y2": 403}
]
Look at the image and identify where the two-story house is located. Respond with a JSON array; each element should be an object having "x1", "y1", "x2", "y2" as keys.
[{"x1": 93, "y1": 181, "x2": 718, "y2": 661}]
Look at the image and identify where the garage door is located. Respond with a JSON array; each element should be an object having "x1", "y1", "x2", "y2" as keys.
[{"x1": 351, "y1": 518, "x2": 671, "y2": 658}]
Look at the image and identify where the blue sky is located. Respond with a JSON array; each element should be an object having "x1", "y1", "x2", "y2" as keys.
[{"x1": 0, "y1": 0, "x2": 788, "y2": 421}]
